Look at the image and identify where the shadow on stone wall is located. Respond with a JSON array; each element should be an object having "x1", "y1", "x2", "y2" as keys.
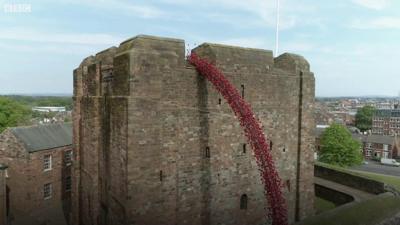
[
  {"x1": 315, "y1": 184, "x2": 354, "y2": 206},
  {"x1": 315, "y1": 165, "x2": 385, "y2": 194}
]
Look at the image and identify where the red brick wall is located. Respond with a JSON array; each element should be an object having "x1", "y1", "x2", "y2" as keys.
[{"x1": 0, "y1": 130, "x2": 72, "y2": 224}]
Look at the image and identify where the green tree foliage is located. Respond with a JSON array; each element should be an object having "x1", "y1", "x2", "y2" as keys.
[
  {"x1": 0, "y1": 97, "x2": 32, "y2": 133},
  {"x1": 355, "y1": 105, "x2": 376, "y2": 132},
  {"x1": 1, "y1": 95, "x2": 73, "y2": 110},
  {"x1": 319, "y1": 123, "x2": 363, "y2": 167}
]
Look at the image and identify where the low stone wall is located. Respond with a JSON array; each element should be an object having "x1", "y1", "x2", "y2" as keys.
[
  {"x1": 315, "y1": 165, "x2": 385, "y2": 194},
  {"x1": 315, "y1": 184, "x2": 354, "y2": 206}
]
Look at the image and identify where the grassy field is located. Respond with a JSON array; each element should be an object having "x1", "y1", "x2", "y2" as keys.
[
  {"x1": 314, "y1": 197, "x2": 336, "y2": 214},
  {"x1": 301, "y1": 194, "x2": 400, "y2": 225},
  {"x1": 306, "y1": 162, "x2": 400, "y2": 225}
]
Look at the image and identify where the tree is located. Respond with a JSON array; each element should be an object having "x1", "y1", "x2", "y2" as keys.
[
  {"x1": 0, "y1": 97, "x2": 31, "y2": 133},
  {"x1": 319, "y1": 123, "x2": 363, "y2": 167},
  {"x1": 355, "y1": 105, "x2": 375, "y2": 132}
]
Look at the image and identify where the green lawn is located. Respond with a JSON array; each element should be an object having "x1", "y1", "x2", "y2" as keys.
[
  {"x1": 315, "y1": 197, "x2": 335, "y2": 214},
  {"x1": 300, "y1": 194, "x2": 400, "y2": 225},
  {"x1": 303, "y1": 162, "x2": 400, "y2": 225}
]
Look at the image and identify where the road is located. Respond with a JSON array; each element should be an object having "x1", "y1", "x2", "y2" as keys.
[{"x1": 351, "y1": 160, "x2": 400, "y2": 177}]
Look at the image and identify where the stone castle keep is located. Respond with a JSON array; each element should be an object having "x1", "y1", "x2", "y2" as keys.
[{"x1": 72, "y1": 35, "x2": 315, "y2": 225}]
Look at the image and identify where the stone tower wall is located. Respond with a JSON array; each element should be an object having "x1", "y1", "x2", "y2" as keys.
[{"x1": 72, "y1": 35, "x2": 315, "y2": 225}]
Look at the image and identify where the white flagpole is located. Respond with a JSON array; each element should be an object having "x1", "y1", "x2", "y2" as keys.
[{"x1": 275, "y1": 0, "x2": 280, "y2": 57}]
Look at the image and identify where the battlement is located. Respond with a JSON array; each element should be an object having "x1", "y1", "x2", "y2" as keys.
[
  {"x1": 193, "y1": 42, "x2": 274, "y2": 67},
  {"x1": 74, "y1": 35, "x2": 312, "y2": 98}
]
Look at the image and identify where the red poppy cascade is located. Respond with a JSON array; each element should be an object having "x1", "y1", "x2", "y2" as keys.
[{"x1": 188, "y1": 53, "x2": 288, "y2": 225}]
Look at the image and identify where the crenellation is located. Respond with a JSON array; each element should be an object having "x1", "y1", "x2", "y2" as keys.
[
  {"x1": 274, "y1": 53, "x2": 311, "y2": 74},
  {"x1": 194, "y1": 43, "x2": 274, "y2": 68}
]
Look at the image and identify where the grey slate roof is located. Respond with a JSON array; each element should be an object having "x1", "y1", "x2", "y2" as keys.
[
  {"x1": 10, "y1": 123, "x2": 72, "y2": 153},
  {"x1": 351, "y1": 134, "x2": 365, "y2": 143},
  {"x1": 315, "y1": 127, "x2": 396, "y2": 145},
  {"x1": 350, "y1": 134, "x2": 394, "y2": 145},
  {"x1": 364, "y1": 135, "x2": 395, "y2": 145}
]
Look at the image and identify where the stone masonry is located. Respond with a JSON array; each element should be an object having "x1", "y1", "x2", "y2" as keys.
[
  {"x1": 0, "y1": 164, "x2": 7, "y2": 225},
  {"x1": 72, "y1": 35, "x2": 315, "y2": 225}
]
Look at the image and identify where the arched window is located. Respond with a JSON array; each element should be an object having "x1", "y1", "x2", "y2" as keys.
[
  {"x1": 218, "y1": 98, "x2": 222, "y2": 105},
  {"x1": 243, "y1": 144, "x2": 247, "y2": 154},
  {"x1": 241, "y1": 85, "x2": 245, "y2": 98},
  {"x1": 240, "y1": 194, "x2": 248, "y2": 210},
  {"x1": 269, "y1": 140, "x2": 273, "y2": 151}
]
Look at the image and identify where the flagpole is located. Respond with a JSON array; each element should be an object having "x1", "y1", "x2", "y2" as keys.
[{"x1": 275, "y1": 0, "x2": 280, "y2": 57}]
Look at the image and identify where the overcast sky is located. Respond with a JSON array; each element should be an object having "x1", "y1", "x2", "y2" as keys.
[{"x1": 0, "y1": 0, "x2": 399, "y2": 96}]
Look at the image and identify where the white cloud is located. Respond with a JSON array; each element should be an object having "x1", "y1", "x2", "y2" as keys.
[
  {"x1": 161, "y1": 0, "x2": 316, "y2": 30},
  {"x1": 352, "y1": 0, "x2": 391, "y2": 10},
  {"x1": 0, "y1": 28, "x2": 123, "y2": 45},
  {"x1": 281, "y1": 42, "x2": 315, "y2": 52},
  {"x1": 0, "y1": 42, "x2": 101, "y2": 55},
  {"x1": 42, "y1": 0, "x2": 165, "y2": 19},
  {"x1": 96, "y1": 0, "x2": 165, "y2": 18},
  {"x1": 351, "y1": 17, "x2": 400, "y2": 29}
]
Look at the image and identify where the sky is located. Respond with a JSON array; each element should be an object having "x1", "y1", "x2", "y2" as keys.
[{"x1": 0, "y1": 0, "x2": 399, "y2": 97}]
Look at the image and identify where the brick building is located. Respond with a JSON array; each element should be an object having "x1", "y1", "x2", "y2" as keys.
[
  {"x1": 372, "y1": 108, "x2": 400, "y2": 135},
  {"x1": 72, "y1": 35, "x2": 315, "y2": 225},
  {"x1": 355, "y1": 135, "x2": 400, "y2": 159},
  {"x1": 316, "y1": 127, "x2": 399, "y2": 160},
  {"x1": 0, "y1": 124, "x2": 72, "y2": 225}
]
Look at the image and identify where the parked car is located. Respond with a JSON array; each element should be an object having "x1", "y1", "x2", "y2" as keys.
[{"x1": 380, "y1": 158, "x2": 400, "y2": 167}]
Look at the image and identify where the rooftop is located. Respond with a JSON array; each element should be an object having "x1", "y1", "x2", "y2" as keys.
[
  {"x1": 351, "y1": 134, "x2": 395, "y2": 145},
  {"x1": 10, "y1": 123, "x2": 72, "y2": 153},
  {"x1": 374, "y1": 109, "x2": 400, "y2": 118},
  {"x1": 316, "y1": 127, "x2": 396, "y2": 145}
]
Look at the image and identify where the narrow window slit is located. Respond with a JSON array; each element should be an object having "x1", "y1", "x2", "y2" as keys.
[
  {"x1": 240, "y1": 194, "x2": 248, "y2": 210},
  {"x1": 205, "y1": 147, "x2": 210, "y2": 158}
]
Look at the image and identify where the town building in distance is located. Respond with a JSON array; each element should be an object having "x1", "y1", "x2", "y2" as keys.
[
  {"x1": 372, "y1": 107, "x2": 400, "y2": 136},
  {"x1": 32, "y1": 106, "x2": 67, "y2": 113},
  {"x1": 354, "y1": 135, "x2": 399, "y2": 159}
]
